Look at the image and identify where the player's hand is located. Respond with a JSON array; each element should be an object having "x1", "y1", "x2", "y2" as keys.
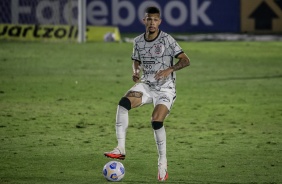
[
  {"x1": 132, "y1": 72, "x2": 140, "y2": 82},
  {"x1": 154, "y1": 68, "x2": 173, "y2": 80}
]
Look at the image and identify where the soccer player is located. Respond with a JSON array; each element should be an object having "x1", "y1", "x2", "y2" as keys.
[{"x1": 104, "y1": 6, "x2": 190, "y2": 181}]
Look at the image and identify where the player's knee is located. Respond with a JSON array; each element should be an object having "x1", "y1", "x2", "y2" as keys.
[
  {"x1": 151, "y1": 121, "x2": 163, "y2": 130},
  {"x1": 118, "y1": 97, "x2": 131, "y2": 111},
  {"x1": 125, "y1": 91, "x2": 143, "y2": 98}
]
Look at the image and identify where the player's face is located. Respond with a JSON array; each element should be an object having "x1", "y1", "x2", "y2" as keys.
[{"x1": 143, "y1": 13, "x2": 161, "y2": 34}]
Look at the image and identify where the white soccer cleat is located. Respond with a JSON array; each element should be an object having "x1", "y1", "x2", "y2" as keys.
[
  {"x1": 104, "y1": 147, "x2": 126, "y2": 160},
  {"x1": 158, "y1": 162, "x2": 168, "y2": 181}
]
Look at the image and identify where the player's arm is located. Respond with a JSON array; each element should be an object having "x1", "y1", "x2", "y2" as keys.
[
  {"x1": 154, "y1": 53, "x2": 190, "y2": 80},
  {"x1": 171, "y1": 52, "x2": 190, "y2": 71},
  {"x1": 132, "y1": 60, "x2": 141, "y2": 82}
]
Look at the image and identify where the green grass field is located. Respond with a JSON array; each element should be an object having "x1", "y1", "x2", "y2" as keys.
[{"x1": 0, "y1": 40, "x2": 281, "y2": 184}]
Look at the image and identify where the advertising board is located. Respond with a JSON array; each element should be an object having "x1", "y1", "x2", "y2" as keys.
[
  {"x1": 0, "y1": 0, "x2": 240, "y2": 33},
  {"x1": 241, "y1": 0, "x2": 282, "y2": 33}
]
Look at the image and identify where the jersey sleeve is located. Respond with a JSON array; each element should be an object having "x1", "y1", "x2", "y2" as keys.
[
  {"x1": 131, "y1": 39, "x2": 140, "y2": 62},
  {"x1": 167, "y1": 35, "x2": 184, "y2": 58}
]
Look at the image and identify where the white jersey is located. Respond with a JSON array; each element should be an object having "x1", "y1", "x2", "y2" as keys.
[{"x1": 131, "y1": 30, "x2": 183, "y2": 91}]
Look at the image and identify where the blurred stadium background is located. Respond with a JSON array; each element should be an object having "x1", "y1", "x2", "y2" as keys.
[
  {"x1": 1, "y1": 0, "x2": 282, "y2": 42},
  {"x1": 1, "y1": 1, "x2": 282, "y2": 183}
]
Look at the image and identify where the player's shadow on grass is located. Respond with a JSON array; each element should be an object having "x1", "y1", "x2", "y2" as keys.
[
  {"x1": 214, "y1": 74, "x2": 282, "y2": 81},
  {"x1": 124, "y1": 180, "x2": 236, "y2": 183}
]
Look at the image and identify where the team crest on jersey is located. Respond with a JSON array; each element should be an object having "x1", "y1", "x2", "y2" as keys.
[{"x1": 152, "y1": 44, "x2": 164, "y2": 56}]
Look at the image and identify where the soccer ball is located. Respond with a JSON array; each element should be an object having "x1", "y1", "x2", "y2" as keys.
[
  {"x1": 103, "y1": 32, "x2": 115, "y2": 42},
  {"x1": 102, "y1": 161, "x2": 125, "y2": 182}
]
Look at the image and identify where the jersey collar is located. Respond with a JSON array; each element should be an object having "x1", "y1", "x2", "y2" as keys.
[{"x1": 144, "y1": 30, "x2": 161, "y2": 42}]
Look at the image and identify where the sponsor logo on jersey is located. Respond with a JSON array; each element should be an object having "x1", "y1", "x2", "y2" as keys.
[
  {"x1": 144, "y1": 70, "x2": 157, "y2": 75},
  {"x1": 143, "y1": 61, "x2": 155, "y2": 64}
]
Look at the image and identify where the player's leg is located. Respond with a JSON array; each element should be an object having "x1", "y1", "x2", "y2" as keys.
[
  {"x1": 152, "y1": 104, "x2": 169, "y2": 163},
  {"x1": 104, "y1": 93, "x2": 142, "y2": 160},
  {"x1": 152, "y1": 104, "x2": 169, "y2": 181},
  {"x1": 104, "y1": 83, "x2": 151, "y2": 160},
  {"x1": 115, "y1": 92, "x2": 142, "y2": 152},
  {"x1": 151, "y1": 92, "x2": 176, "y2": 181}
]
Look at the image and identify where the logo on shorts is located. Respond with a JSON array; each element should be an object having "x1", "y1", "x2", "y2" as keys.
[{"x1": 159, "y1": 95, "x2": 170, "y2": 102}]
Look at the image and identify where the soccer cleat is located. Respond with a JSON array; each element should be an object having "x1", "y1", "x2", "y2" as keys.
[
  {"x1": 104, "y1": 147, "x2": 126, "y2": 160},
  {"x1": 158, "y1": 162, "x2": 168, "y2": 181}
]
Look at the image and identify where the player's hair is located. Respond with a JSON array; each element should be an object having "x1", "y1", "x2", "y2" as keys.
[{"x1": 145, "y1": 6, "x2": 161, "y2": 16}]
